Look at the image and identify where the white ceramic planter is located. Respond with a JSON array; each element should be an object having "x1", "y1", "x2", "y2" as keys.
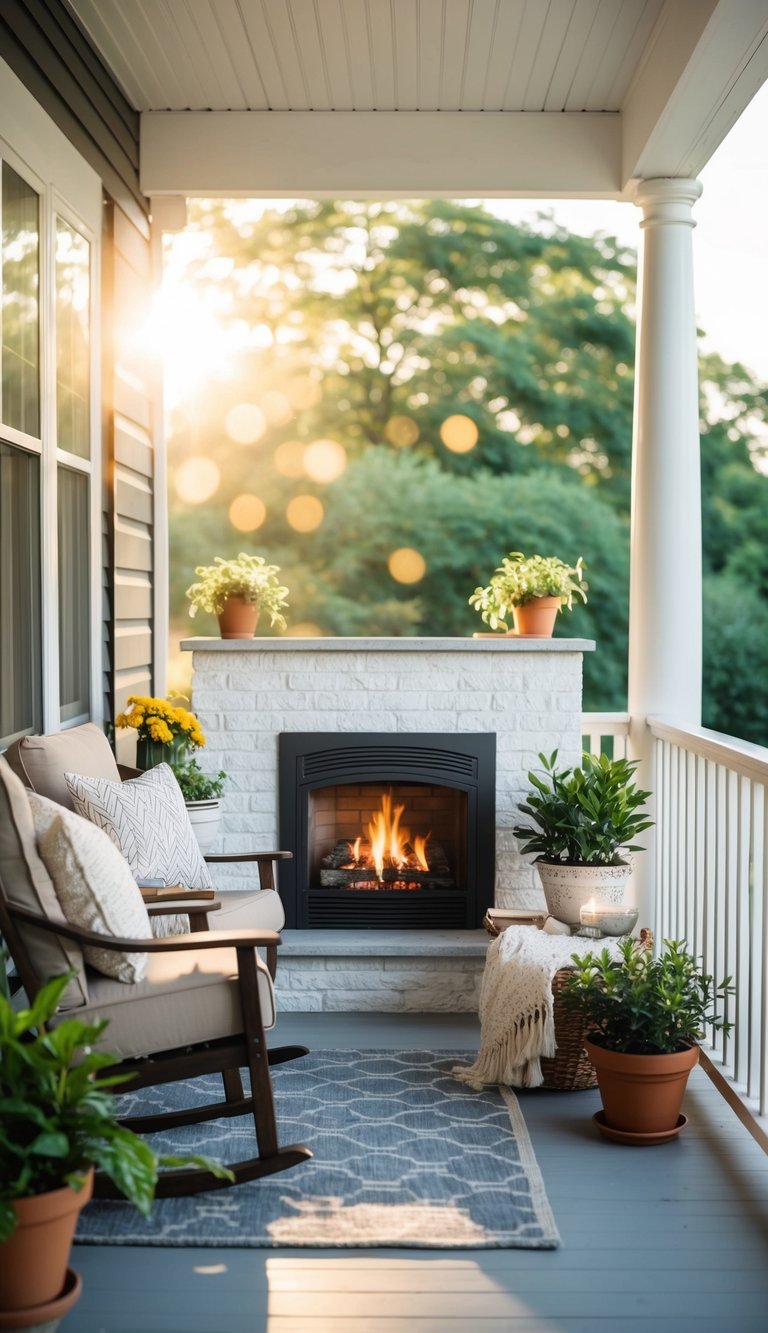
[
  {"x1": 535, "y1": 860, "x2": 632, "y2": 928},
  {"x1": 185, "y1": 799, "x2": 221, "y2": 852}
]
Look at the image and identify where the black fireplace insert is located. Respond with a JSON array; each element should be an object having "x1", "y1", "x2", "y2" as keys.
[{"x1": 278, "y1": 732, "x2": 496, "y2": 929}]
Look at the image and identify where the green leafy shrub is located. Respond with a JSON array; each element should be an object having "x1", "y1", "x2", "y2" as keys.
[
  {"x1": 514, "y1": 750, "x2": 652, "y2": 865},
  {"x1": 0, "y1": 974, "x2": 231, "y2": 1240},
  {"x1": 171, "y1": 758, "x2": 226, "y2": 802},
  {"x1": 561, "y1": 938, "x2": 733, "y2": 1054}
]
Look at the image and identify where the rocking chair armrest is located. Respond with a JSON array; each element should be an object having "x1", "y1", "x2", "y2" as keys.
[
  {"x1": 8, "y1": 905, "x2": 280, "y2": 954},
  {"x1": 145, "y1": 901, "x2": 221, "y2": 918},
  {"x1": 204, "y1": 851, "x2": 293, "y2": 864}
]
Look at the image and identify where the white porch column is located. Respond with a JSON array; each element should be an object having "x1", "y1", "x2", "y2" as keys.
[{"x1": 628, "y1": 177, "x2": 703, "y2": 927}]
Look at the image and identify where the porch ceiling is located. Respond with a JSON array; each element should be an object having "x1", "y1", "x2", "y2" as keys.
[{"x1": 65, "y1": 0, "x2": 768, "y2": 198}]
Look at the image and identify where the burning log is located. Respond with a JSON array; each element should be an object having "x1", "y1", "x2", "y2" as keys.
[{"x1": 319, "y1": 838, "x2": 454, "y2": 890}]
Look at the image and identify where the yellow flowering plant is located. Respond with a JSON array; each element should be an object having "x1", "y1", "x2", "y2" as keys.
[{"x1": 115, "y1": 696, "x2": 205, "y2": 771}]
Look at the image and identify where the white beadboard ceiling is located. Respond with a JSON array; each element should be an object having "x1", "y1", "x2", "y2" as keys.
[
  {"x1": 64, "y1": 0, "x2": 768, "y2": 198},
  {"x1": 68, "y1": 0, "x2": 665, "y2": 114}
]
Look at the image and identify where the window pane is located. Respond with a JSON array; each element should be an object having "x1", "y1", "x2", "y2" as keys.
[
  {"x1": 2, "y1": 163, "x2": 40, "y2": 437},
  {"x1": 58, "y1": 466, "x2": 90, "y2": 722},
  {"x1": 55, "y1": 217, "x2": 90, "y2": 458},
  {"x1": 0, "y1": 442, "x2": 41, "y2": 745}
]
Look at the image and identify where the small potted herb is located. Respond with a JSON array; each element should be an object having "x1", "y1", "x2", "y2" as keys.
[
  {"x1": 469, "y1": 551, "x2": 587, "y2": 637},
  {"x1": 513, "y1": 750, "x2": 653, "y2": 926},
  {"x1": 170, "y1": 757, "x2": 227, "y2": 851},
  {"x1": 0, "y1": 973, "x2": 230, "y2": 1322},
  {"x1": 561, "y1": 938, "x2": 732, "y2": 1142},
  {"x1": 186, "y1": 552, "x2": 289, "y2": 639}
]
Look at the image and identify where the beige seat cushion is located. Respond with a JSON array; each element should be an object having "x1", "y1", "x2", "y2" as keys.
[
  {"x1": 4, "y1": 723, "x2": 120, "y2": 812},
  {"x1": 29, "y1": 793, "x2": 151, "y2": 985},
  {"x1": 0, "y1": 758, "x2": 88, "y2": 1008},
  {"x1": 214, "y1": 889, "x2": 285, "y2": 932},
  {"x1": 75, "y1": 946, "x2": 275, "y2": 1060}
]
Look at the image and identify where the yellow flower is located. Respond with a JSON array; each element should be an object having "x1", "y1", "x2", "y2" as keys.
[{"x1": 115, "y1": 695, "x2": 205, "y2": 748}]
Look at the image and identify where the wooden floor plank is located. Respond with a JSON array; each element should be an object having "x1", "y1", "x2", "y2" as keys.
[{"x1": 65, "y1": 1011, "x2": 768, "y2": 1332}]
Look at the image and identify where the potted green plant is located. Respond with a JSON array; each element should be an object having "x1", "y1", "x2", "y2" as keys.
[
  {"x1": 186, "y1": 552, "x2": 289, "y2": 639},
  {"x1": 170, "y1": 757, "x2": 227, "y2": 851},
  {"x1": 469, "y1": 552, "x2": 587, "y2": 637},
  {"x1": 0, "y1": 972, "x2": 230, "y2": 1325},
  {"x1": 513, "y1": 750, "x2": 653, "y2": 926},
  {"x1": 561, "y1": 938, "x2": 732, "y2": 1142}
]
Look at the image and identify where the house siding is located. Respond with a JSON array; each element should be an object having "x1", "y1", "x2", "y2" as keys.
[
  {"x1": 103, "y1": 201, "x2": 157, "y2": 725},
  {"x1": 1, "y1": 4, "x2": 160, "y2": 737},
  {"x1": 0, "y1": 0, "x2": 147, "y2": 231}
]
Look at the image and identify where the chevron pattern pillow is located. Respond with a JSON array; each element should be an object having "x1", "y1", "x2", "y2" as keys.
[
  {"x1": 29, "y1": 792, "x2": 150, "y2": 983},
  {"x1": 65, "y1": 764, "x2": 214, "y2": 893}
]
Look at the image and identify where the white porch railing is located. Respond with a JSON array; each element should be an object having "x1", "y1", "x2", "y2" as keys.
[
  {"x1": 648, "y1": 718, "x2": 768, "y2": 1126},
  {"x1": 581, "y1": 711, "x2": 630, "y2": 761}
]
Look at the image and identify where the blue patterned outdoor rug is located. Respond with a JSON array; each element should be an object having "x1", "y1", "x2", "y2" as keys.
[{"x1": 77, "y1": 1051, "x2": 559, "y2": 1249}]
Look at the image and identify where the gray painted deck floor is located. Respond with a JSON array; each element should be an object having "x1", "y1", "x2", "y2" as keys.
[{"x1": 66, "y1": 1012, "x2": 768, "y2": 1333}]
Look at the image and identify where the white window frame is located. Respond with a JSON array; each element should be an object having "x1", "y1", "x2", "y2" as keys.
[{"x1": 0, "y1": 61, "x2": 102, "y2": 739}]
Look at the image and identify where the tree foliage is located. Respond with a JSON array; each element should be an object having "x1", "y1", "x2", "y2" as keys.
[{"x1": 167, "y1": 199, "x2": 768, "y2": 743}]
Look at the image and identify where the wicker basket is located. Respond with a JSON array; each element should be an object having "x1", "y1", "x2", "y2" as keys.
[{"x1": 540, "y1": 967, "x2": 597, "y2": 1091}]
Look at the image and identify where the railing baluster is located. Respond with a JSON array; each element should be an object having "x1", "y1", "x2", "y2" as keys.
[{"x1": 587, "y1": 713, "x2": 768, "y2": 1137}]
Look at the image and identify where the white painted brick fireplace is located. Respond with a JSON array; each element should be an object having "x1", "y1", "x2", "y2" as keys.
[{"x1": 183, "y1": 636, "x2": 593, "y2": 1010}]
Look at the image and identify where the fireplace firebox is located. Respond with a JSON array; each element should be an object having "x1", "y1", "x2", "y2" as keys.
[{"x1": 278, "y1": 733, "x2": 496, "y2": 928}]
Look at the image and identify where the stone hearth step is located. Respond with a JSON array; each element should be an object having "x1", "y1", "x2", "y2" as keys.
[{"x1": 274, "y1": 929, "x2": 489, "y2": 1013}]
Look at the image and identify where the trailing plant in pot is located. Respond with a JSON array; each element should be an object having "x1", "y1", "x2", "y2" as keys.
[
  {"x1": 115, "y1": 695, "x2": 205, "y2": 772},
  {"x1": 469, "y1": 552, "x2": 587, "y2": 637},
  {"x1": 186, "y1": 552, "x2": 289, "y2": 639},
  {"x1": 170, "y1": 757, "x2": 227, "y2": 852},
  {"x1": 0, "y1": 973, "x2": 231, "y2": 1324},
  {"x1": 513, "y1": 750, "x2": 653, "y2": 927},
  {"x1": 561, "y1": 938, "x2": 733, "y2": 1142}
]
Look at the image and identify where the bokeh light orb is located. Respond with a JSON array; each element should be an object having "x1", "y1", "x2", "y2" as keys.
[
  {"x1": 225, "y1": 403, "x2": 266, "y2": 445},
  {"x1": 303, "y1": 439, "x2": 348, "y2": 483},
  {"x1": 440, "y1": 414, "x2": 479, "y2": 453},
  {"x1": 273, "y1": 440, "x2": 307, "y2": 478},
  {"x1": 262, "y1": 390, "x2": 293, "y2": 425},
  {"x1": 229, "y1": 494, "x2": 266, "y2": 532},
  {"x1": 286, "y1": 495, "x2": 324, "y2": 532},
  {"x1": 385, "y1": 415, "x2": 420, "y2": 447},
  {"x1": 175, "y1": 457, "x2": 220, "y2": 505},
  {"x1": 289, "y1": 376, "x2": 322, "y2": 410},
  {"x1": 285, "y1": 622, "x2": 323, "y2": 637},
  {"x1": 388, "y1": 547, "x2": 427, "y2": 584}
]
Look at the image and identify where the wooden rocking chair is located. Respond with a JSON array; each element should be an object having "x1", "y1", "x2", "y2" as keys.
[{"x1": 0, "y1": 756, "x2": 312, "y2": 1195}]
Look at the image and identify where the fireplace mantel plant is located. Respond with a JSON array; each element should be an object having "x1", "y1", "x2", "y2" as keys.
[
  {"x1": 186, "y1": 553, "x2": 289, "y2": 633},
  {"x1": 469, "y1": 551, "x2": 587, "y2": 634}
]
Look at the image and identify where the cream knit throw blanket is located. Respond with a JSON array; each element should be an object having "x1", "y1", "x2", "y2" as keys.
[{"x1": 453, "y1": 926, "x2": 624, "y2": 1090}]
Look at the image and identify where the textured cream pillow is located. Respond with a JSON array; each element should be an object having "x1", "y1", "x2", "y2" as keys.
[
  {"x1": 64, "y1": 764, "x2": 214, "y2": 890},
  {"x1": 29, "y1": 793, "x2": 151, "y2": 984}
]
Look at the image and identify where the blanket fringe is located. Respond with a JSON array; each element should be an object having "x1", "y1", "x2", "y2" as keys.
[{"x1": 453, "y1": 1005, "x2": 557, "y2": 1090}]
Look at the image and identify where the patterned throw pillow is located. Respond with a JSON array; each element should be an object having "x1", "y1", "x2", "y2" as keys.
[
  {"x1": 28, "y1": 792, "x2": 151, "y2": 983},
  {"x1": 64, "y1": 763, "x2": 214, "y2": 891}
]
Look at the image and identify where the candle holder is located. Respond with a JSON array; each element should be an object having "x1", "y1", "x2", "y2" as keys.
[{"x1": 578, "y1": 905, "x2": 639, "y2": 938}]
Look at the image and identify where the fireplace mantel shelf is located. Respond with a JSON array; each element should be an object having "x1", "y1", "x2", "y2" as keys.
[{"x1": 182, "y1": 636, "x2": 595, "y2": 653}]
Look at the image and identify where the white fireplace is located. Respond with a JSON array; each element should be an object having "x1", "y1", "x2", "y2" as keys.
[{"x1": 182, "y1": 636, "x2": 593, "y2": 916}]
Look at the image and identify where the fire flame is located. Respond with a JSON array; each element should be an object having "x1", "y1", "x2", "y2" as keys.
[{"x1": 345, "y1": 791, "x2": 431, "y2": 880}]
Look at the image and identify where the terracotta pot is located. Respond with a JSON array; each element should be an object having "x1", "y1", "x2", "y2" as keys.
[
  {"x1": 512, "y1": 596, "x2": 561, "y2": 637},
  {"x1": 217, "y1": 596, "x2": 259, "y2": 639},
  {"x1": 535, "y1": 859, "x2": 631, "y2": 928},
  {"x1": 0, "y1": 1170, "x2": 93, "y2": 1312},
  {"x1": 0, "y1": 1268, "x2": 82, "y2": 1329},
  {"x1": 585, "y1": 1037, "x2": 699, "y2": 1135}
]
